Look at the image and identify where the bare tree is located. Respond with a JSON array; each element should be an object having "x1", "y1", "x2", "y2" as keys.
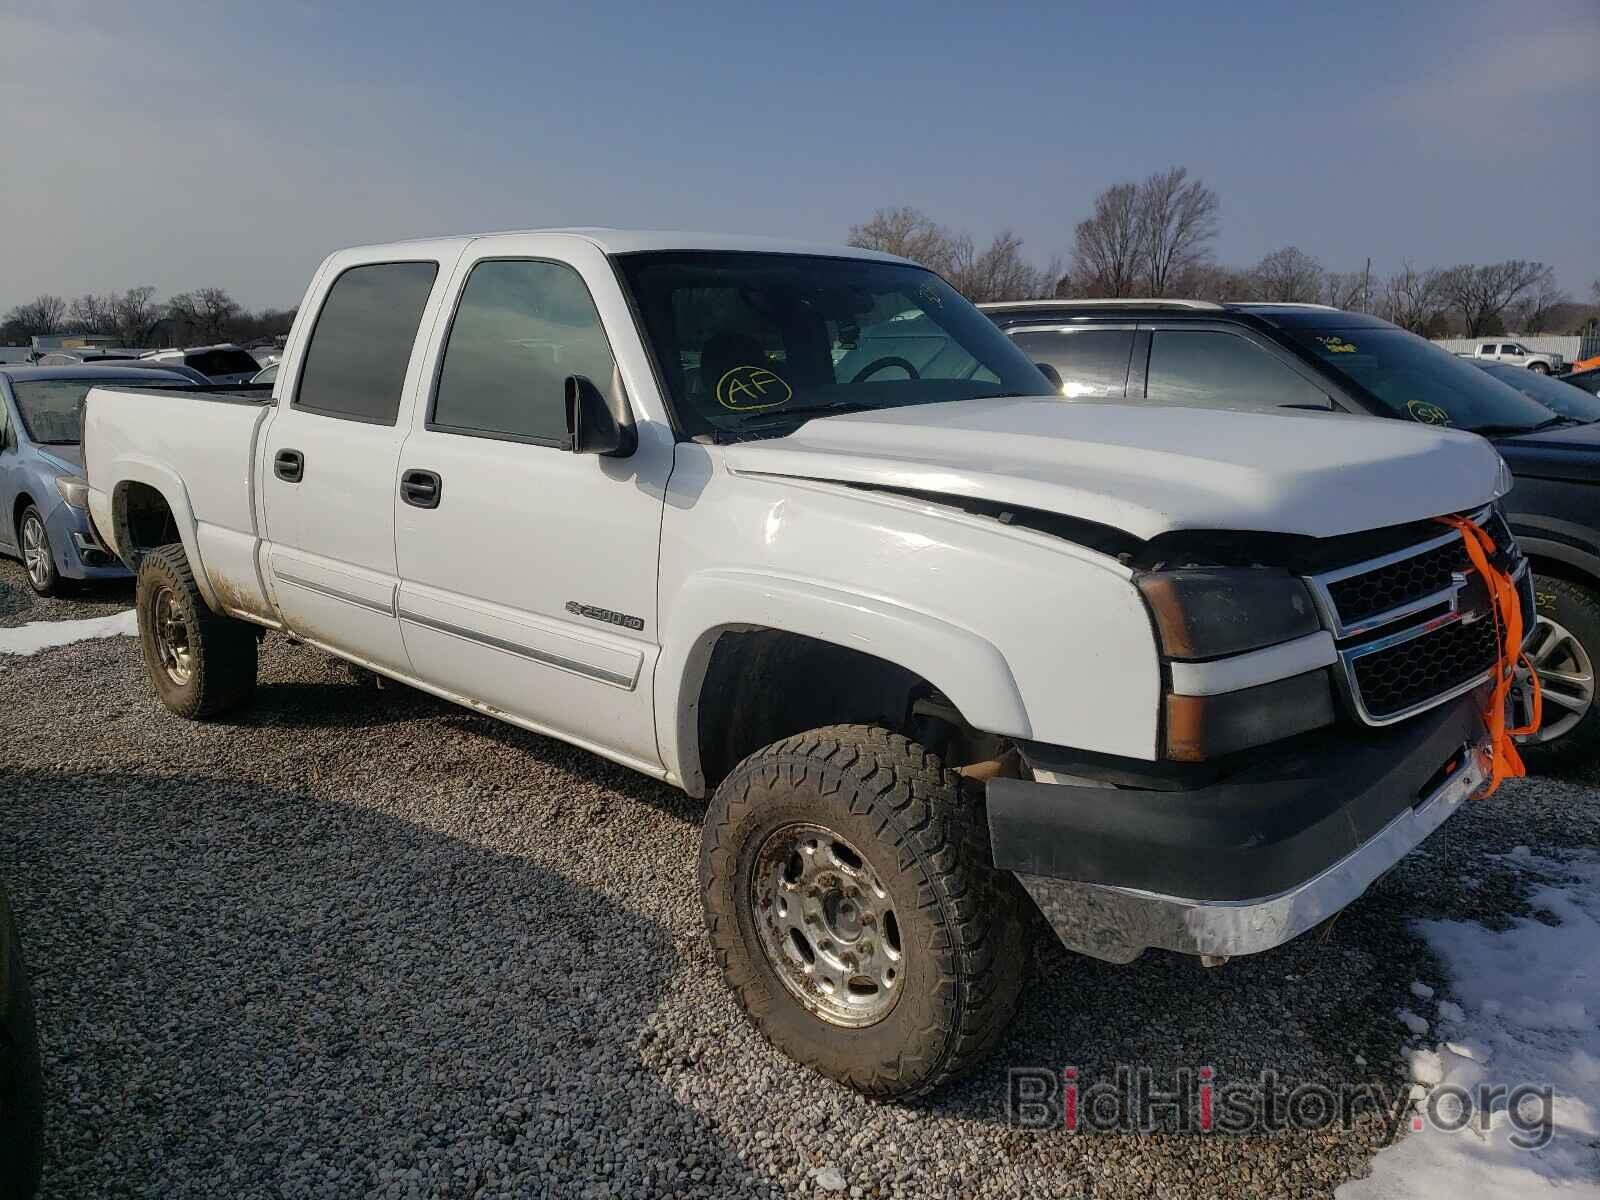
[
  {"x1": 114, "y1": 287, "x2": 162, "y2": 346},
  {"x1": 167, "y1": 287, "x2": 243, "y2": 343},
  {"x1": 1438, "y1": 261, "x2": 1553, "y2": 337},
  {"x1": 1592, "y1": 279, "x2": 1599, "y2": 305},
  {"x1": 67, "y1": 292, "x2": 118, "y2": 335},
  {"x1": 1506, "y1": 271, "x2": 1569, "y2": 333},
  {"x1": 1252, "y1": 246, "x2": 1325, "y2": 303},
  {"x1": 1322, "y1": 267, "x2": 1372, "y2": 312},
  {"x1": 1380, "y1": 262, "x2": 1447, "y2": 333},
  {"x1": 847, "y1": 207, "x2": 959, "y2": 275},
  {"x1": 1070, "y1": 182, "x2": 1143, "y2": 297},
  {"x1": 4, "y1": 295, "x2": 67, "y2": 338},
  {"x1": 947, "y1": 230, "x2": 1055, "y2": 303},
  {"x1": 1136, "y1": 167, "x2": 1219, "y2": 296}
]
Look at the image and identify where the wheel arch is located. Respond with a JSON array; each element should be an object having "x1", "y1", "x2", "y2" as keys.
[
  {"x1": 106, "y1": 460, "x2": 220, "y2": 611},
  {"x1": 658, "y1": 571, "x2": 1029, "y2": 797}
]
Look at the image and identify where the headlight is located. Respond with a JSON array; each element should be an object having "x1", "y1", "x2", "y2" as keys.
[
  {"x1": 55, "y1": 475, "x2": 90, "y2": 511},
  {"x1": 1137, "y1": 568, "x2": 1333, "y2": 761},
  {"x1": 1137, "y1": 568, "x2": 1321, "y2": 659},
  {"x1": 1494, "y1": 454, "x2": 1514, "y2": 499}
]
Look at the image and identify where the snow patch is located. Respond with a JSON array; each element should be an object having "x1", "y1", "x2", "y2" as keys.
[
  {"x1": 1340, "y1": 852, "x2": 1600, "y2": 1199},
  {"x1": 0, "y1": 609, "x2": 138, "y2": 655}
]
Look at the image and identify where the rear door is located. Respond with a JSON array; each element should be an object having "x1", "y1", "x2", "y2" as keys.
[
  {"x1": 392, "y1": 235, "x2": 670, "y2": 771},
  {"x1": 259, "y1": 246, "x2": 460, "y2": 673},
  {"x1": 1003, "y1": 324, "x2": 1136, "y2": 398}
]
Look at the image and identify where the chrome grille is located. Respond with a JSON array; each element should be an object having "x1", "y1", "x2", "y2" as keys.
[{"x1": 1306, "y1": 508, "x2": 1526, "y2": 727}]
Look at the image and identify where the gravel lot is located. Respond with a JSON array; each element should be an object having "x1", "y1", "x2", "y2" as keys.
[{"x1": 2, "y1": 556, "x2": 1596, "y2": 1199}]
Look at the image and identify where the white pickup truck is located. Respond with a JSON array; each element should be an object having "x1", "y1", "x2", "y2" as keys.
[
  {"x1": 1470, "y1": 340, "x2": 1567, "y2": 374},
  {"x1": 81, "y1": 229, "x2": 1529, "y2": 1098}
]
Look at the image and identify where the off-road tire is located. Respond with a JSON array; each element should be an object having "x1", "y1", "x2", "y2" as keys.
[
  {"x1": 0, "y1": 886, "x2": 44, "y2": 1200},
  {"x1": 700, "y1": 724, "x2": 1027, "y2": 1098},
  {"x1": 136, "y1": 543, "x2": 258, "y2": 719},
  {"x1": 1520, "y1": 575, "x2": 1600, "y2": 770}
]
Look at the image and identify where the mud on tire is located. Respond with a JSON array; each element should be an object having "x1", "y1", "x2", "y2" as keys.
[
  {"x1": 136, "y1": 543, "x2": 258, "y2": 719},
  {"x1": 699, "y1": 724, "x2": 1026, "y2": 1099}
]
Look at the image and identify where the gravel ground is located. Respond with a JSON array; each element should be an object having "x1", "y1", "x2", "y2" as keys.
[{"x1": 1, "y1": 555, "x2": 1596, "y2": 1199}]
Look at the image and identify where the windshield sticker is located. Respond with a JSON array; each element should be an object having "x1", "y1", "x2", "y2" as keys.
[
  {"x1": 1315, "y1": 335, "x2": 1358, "y2": 354},
  {"x1": 716, "y1": 365, "x2": 792, "y2": 411},
  {"x1": 1407, "y1": 399, "x2": 1452, "y2": 426}
]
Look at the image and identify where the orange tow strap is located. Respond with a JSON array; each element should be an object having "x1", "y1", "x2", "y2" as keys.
[{"x1": 1434, "y1": 515, "x2": 1540, "y2": 796}]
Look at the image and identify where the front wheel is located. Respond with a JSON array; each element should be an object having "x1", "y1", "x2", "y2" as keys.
[
  {"x1": 136, "y1": 544, "x2": 258, "y2": 719},
  {"x1": 1515, "y1": 576, "x2": 1599, "y2": 769},
  {"x1": 700, "y1": 725, "x2": 1026, "y2": 1098},
  {"x1": 18, "y1": 506, "x2": 61, "y2": 597},
  {"x1": 1528, "y1": 362, "x2": 1549, "y2": 375}
]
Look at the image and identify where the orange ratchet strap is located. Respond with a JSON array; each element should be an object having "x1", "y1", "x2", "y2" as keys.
[{"x1": 1434, "y1": 514, "x2": 1540, "y2": 796}]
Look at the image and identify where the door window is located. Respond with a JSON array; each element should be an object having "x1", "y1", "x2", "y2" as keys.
[
  {"x1": 1145, "y1": 330, "x2": 1329, "y2": 411},
  {"x1": 431, "y1": 259, "x2": 619, "y2": 445},
  {"x1": 1008, "y1": 328, "x2": 1134, "y2": 397},
  {"x1": 294, "y1": 261, "x2": 439, "y2": 424}
]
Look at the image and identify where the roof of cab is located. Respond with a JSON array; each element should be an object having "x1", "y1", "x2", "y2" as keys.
[{"x1": 333, "y1": 228, "x2": 912, "y2": 265}]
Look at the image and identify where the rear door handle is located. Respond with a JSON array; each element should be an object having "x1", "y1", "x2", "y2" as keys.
[
  {"x1": 274, "y1": 448, "x2": 304, "y2": 483},
  {"x1": 400, "y1": 469, "x2": 441, "y2": 509}
]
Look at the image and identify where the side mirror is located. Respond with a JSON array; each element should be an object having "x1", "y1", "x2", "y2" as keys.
[
  {"x1": 1035, "y1": 362, "x2": 1064, "y2": 391},
  {"x1": 565, "y1": 374, "x2": 637, "y2": 458}
]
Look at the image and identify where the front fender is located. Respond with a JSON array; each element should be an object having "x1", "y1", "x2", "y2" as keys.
[
  {"x1": 657, "y1": 569, "x2": 1030, "y2": 795},
  {"x1": 103, "y1": 455, "x2": 218, "y2": 611}
]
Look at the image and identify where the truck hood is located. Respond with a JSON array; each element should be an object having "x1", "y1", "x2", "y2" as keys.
[
  {"x1": 1493, "y1": 419, "x2": 1600, "y2": 485},
  {"x1": 722, "y1": 398, "x2": 1506, "y2": 541}
]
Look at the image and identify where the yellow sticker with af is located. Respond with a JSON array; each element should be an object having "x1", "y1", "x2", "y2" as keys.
[
  {"x1": 716, "y1": 365, "x2": 792, "y2": 411},
  {"x1": 1317, "y1": 335, "x2": 1358, "y2": 354},
  {"x1": 1407, "y1": 399, "x2": 1452, "y2": 426}
]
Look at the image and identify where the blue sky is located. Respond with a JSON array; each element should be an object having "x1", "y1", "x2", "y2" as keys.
[{"x1": 3, "y1": 0, "x2": 1595, "y2": 309}]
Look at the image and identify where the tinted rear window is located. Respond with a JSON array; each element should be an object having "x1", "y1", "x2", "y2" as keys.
[
  {"x1": 186, "y1": 349, "x2": 261, "y2": 377},
  {"x1": 1009, "y1": 328, "x2": 1134, "y2": 398},
  {"x1": 294, "y1": 261, "x2": 438, "y2": 424}
]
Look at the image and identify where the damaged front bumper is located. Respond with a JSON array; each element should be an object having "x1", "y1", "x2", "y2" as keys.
[{"x1": 987, "y1": 692, "x2": 1490, "y2": 963}]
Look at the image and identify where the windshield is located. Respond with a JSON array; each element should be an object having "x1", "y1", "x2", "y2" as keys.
[
  {"x1": 1290, "y1": 326, "x2": 1556, "y2": 433},
  {"x1": 10, "y1": 378, "x2": 171, "y2": 443},
  {"x1": 187, "y1": 349, "x2": 261, "y2": 377},
  {"x1": 1475, "y1": 362, "x2": 1600, "y2": 423},
  {"x1": 613, "y1": 251, "x2": 1053, "y2": 439}
]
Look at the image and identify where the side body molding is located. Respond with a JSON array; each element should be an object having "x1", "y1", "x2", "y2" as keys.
[{"x1": 657, "y1": 568, "x2": 1030, "y2": 796}]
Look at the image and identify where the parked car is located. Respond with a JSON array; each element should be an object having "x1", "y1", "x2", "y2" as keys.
[
  {"x1": 86, "y1": 230, "x2": 1526, "y2": 1097},
  {"x1": 983, "y1": 300, "x2": 1598, "y2": 764},
  {"x1": 1473, "y1": 360, "x2": 1600, "y2": 423},
  {"x1": 0, "y1": 878, "x2": 43, "y2": 1200},
  {"x1": 140, "y1": 344, "x2": 262, "y2": 384},
  {"x1": 34, "y1": 349, "x2": 142, "y2": 366},
  {"x1": 250, "y1": 361, "x2": 278, "y2": 385},
  {"x1": 0, "y1": 365, "x2": 194, "y2": 594},
  {"x1": 1469, "y1": 339, "x2": 1567, "y2": 374},
  {"x1": 1560, "y1": 366, "x2": 1600, "y2": 396}
]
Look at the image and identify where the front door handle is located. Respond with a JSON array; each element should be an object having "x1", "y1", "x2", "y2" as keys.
[
  {"x1": 400, "y1": 469, "x2": 441, "y2": 509},
  {"x1": 274, "y1": 448, "x2": 304, "y2": 483}
]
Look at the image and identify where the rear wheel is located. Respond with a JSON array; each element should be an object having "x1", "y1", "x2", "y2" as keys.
[
  {"x1": 1515, "y1": 576, "x2": 1599, "y2": 769},
  {"x1": 18, "y1": 506, "x2": 61, "y2": 597},
  {"x1": 700, "y1": 724, "x2": 1026, "y2": 1098},
  {"x1": 136, "y1": 544, "x2": 258, "y2": 719}
]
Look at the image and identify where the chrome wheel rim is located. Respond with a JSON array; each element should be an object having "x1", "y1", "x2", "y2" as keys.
[
  {"x1": 21, "y1": 514, "x2": 50, "y2": 588},
  {"x1": 151, "y1": 586, "x2": 194, "y2": 685},
  {"x1": 1514, "y1": 614, "x2": 1595, "y2": 744},
  {"x1": 751, "y1": 822, "x2": 903, "y2": 1027}
]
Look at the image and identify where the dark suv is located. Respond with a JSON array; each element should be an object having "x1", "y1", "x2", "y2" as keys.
[{"x1": 983, "y1": 299, "x2": 1600, "y2": 766}]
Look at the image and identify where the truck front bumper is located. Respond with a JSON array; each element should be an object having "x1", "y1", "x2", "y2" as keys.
[{"x1": 987, "y1": 692, "x2": 1489, "y2": 963}]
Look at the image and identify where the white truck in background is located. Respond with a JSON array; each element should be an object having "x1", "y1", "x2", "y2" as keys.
[
  {"x1": 79, "y1": 229, "x2": 1527, "y2": 1097},
  {"x1": 1470, "y1": 340, "x2": 1567, "y2": 374}
]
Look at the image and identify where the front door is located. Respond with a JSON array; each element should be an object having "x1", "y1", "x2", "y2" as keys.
[
  {"x1": 393, "y1": 238, "x2": 670, "y2": 771},
  {"x1": 260, "y1": 255, "x2": 451, "y2": 673}
]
